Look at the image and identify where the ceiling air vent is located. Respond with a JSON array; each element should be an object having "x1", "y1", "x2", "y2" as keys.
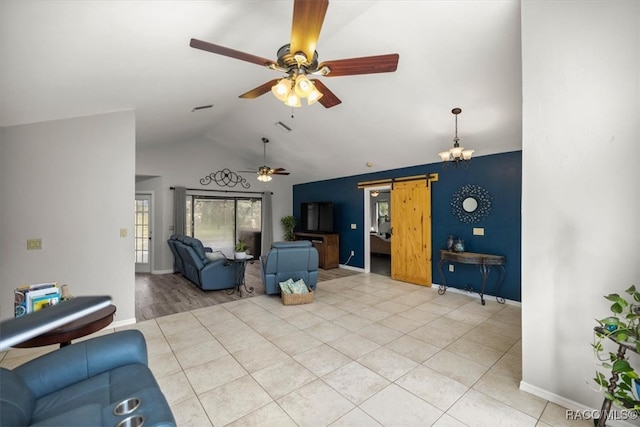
[
  {"x1": 274, "y1": 121, "x2": 292, "y2": 133},
  {"x1": 191, "y1": 104, "x2": 214, "y2": 112}
]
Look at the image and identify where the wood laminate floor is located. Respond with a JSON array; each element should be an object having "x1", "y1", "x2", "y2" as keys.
[{"x1": 135, "y1": 262, "x2": 359, "y2": 321}]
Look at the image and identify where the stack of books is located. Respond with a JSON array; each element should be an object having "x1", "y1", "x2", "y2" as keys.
[{"x1": 14, "y1": 282, "x2": 61, "y2": 317}]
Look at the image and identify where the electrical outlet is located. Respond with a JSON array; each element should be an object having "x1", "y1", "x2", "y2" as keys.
[
  {"x1": 350, "y1": 250, "x2": 355, "y2": 256},
  {"x1": 449, "y1": 264, "x2": 454, "y2": 272}
]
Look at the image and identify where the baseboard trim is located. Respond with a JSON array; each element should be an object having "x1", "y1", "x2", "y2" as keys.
[
  {"x1": 519, "y1": 381, "x2": 635, "y2": 427},
  {"x1": 434, "y1": 284, "x2": 521, "y2": 306},
  {"x1": 110, "y1": 317, "x2": 137, "y2": 329},
  {"x1": 151, "y1": 269, "x2": 174, "y2": 275},
  {"x1": 339, "y1": 264, "x2": 365, "y2": 272}
]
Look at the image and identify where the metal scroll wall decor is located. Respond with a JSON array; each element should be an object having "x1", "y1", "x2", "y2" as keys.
[
  {"x1": 200, "y1": 168, "x2": 250, "y2": 189},
  {"x1": 450, "y1": 184, "x2": 492, "y2": 223}
]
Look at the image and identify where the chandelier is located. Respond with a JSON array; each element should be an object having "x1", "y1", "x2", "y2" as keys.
[{"x1": 438, "y1": 108, "x2": 474, "y2": 165}]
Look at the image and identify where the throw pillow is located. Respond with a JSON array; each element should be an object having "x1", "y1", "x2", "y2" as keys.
[
  {"x1": 279, "y1": 278, "x2": 294, "y2": 294},
  {"x1": 205, "y1": 251, "x2": 226, "y2": 261},
  {"x1": 290, "y1": 279, "x2": 309, "y2": 294}
]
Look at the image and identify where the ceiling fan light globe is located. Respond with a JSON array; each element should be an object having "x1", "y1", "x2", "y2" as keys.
[
  {"x1": 294, "y1": 75, "x2": 313, "y2": 97},
  {"x1": 285, "y1": 93, "x2": 301, "y2": 107},
  {"x1": 271, "y1": 78, "x2": 291, "y2": 102},
  {"x1": 307, "y1": 86, "x2": 323, "y2": 105}
]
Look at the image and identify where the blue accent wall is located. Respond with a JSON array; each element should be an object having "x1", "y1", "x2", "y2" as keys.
[{"x1": 293, "y1": 151, "x2": 522, "y2": 302}]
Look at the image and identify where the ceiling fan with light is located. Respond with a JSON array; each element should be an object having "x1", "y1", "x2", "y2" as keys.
[
  {"x1": 190, "y1": 0, "x2": 399, "y2": 108},
  {"x1": 241, "y1": 138, "x2": 290, "y2": 182}
]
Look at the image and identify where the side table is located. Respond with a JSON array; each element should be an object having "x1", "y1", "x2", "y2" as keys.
[
  {"x1": 437, "y1": 249, "x2": 506, "y2": 305},
  {"x1": 14, "y1": 304, "x2": 117, "y2": 348},
  {"x1": 226, "y1": 255, "x2": 254, "y2": 296}
]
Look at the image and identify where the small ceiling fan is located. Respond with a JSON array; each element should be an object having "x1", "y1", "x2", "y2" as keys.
[
  {"x1": 241, "y1": 138, "x2": 290, "y2": 182},
  {"x1": 190, "y1": 0, "x2": 399, "y2": 108}
]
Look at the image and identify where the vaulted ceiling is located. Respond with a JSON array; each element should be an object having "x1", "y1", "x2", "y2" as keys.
[{"x1": 0, "y1": 0, "x2": 522, "y2": 184}]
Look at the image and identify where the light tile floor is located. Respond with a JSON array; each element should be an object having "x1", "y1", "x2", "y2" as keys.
[{"x1": 1, "y1": 273, "x2": 594, "y2": 427}]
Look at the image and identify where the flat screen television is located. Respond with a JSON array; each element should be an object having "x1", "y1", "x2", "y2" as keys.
[{"x1": 301, "y1": 202, "x2": 334, "y2": 233}]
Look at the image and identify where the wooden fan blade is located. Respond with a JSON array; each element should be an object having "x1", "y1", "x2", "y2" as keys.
[
  {"x1": 272, "y1": 171, "x2": 290, "y2": 175},
  {"x1": 190, "y1": 38, "x2": 276, "y2": 68},
  {"x1": 290, "y1": 0, "x2": 329, "y2": 64},
  {"x1": 239, "y1": 79, "x2": 280, "y2": 99},
  {"x1": 319, "y1": 53, "x2": 399, "y2": 77},
  {"x1": 310, "y1": 79, "x2": 342, "y2": 108}
]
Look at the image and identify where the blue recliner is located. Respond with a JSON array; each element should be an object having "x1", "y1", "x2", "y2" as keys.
[
  {"x1": 169, "y1": 235, "x2": 239, "y2": 291},
  {"x1": 0, "y1": 330, "x2": 176, "y2": 426},
  {"x1": 260, "y1": 241, "x2": 319, "y2": 295},
  {"x1": 167, "y1": 234, "x2": 184, "y2": 274}
]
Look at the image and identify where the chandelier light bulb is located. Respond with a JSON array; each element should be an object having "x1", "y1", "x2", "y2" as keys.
[{"x1": 462, "y1": 150, "x2": 474, "y2": 160}]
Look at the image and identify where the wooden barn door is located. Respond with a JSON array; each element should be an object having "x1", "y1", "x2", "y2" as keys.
[{"x1": 390, "y1": 178, "x2": 433, "y2": 286}]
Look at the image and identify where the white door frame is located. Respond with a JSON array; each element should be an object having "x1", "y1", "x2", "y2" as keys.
[
  {"x1": 363, "y1": 184, "x2": 392, "y2": 273},
  {"x1": 135, "y1": 192, "x2": 153, "y2": 273}
]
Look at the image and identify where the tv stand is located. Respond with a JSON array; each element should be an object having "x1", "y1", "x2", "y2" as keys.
[{"x1": 294, "y1": 232, "x2": 339, "y2": 269}]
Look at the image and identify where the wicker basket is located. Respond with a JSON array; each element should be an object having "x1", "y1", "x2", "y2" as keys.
[{"x1": 281, "y1": 288, "x2": 314, "y2": 305}]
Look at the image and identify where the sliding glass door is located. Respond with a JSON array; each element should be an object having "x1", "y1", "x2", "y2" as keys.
[{"x1": 186, "y1": 196, "x2": 261, "y2": 256}]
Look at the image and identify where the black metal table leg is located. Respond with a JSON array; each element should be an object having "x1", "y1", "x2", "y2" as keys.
[{"x1": 437, "y1": 258, "x2": 448, "y2": 295}]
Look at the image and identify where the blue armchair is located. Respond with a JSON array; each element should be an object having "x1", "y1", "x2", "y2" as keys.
[
  {"x1": 1, "y1": 329, "x2": 175, "y2": 426},
  {"x1": 260, "y1": 241, "x2": 319, "y2": 295}
]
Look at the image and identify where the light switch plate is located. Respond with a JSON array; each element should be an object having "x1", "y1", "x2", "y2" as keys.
[
  {"x1": 351, "y1": 224, "x2": 357, "y2": 229},
  {"x1": 473, "y1": 228, "x2": 485, "y2": 236},
  {"x1": 27, "y1": 239, "x2": 42, "y2": 250},
  {"x1": 120, "y1": 228, "x2": 128, "y2": 238}
]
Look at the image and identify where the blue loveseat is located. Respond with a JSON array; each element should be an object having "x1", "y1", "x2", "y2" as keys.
[
  {"x1": 260, "y1": 241, "x2": 319, "y2": 295},
  {"x1": 0, "y1": 329, "x2": 176, "y2": 426},
  {"x1": 167, "y1": 234, "x2": 239, "y2": 291}
]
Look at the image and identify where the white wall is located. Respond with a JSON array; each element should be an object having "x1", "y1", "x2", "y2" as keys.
[
  {"x1": 521, "y1": 0, "x2": 640, "y2": 416},
  {"x1": 136, "y1": 136, "x2": 293, "y2": 272},
  {"x1": 0, "y1": 111, "x2": 136, "y2": 322}
]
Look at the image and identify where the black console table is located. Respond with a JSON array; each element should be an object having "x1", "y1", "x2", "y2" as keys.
[{"x1": 437, "y1": 249, "x2": 506, "y2": 305}]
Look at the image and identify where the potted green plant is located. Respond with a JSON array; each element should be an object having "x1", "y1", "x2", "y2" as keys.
[
  {"x1": 281, "y1": 215, "x2": 297, "y2": 241},
  {"x1": 593, "y1": 285, "x2": 640, "y2": 423},
  {"x1": 234, "y1": 239, "x2": 248, "y2": 259}
]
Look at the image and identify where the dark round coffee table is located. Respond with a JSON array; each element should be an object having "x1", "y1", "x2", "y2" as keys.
[{"x1": 14, "y1": 305, "x2": 117, "y2": 348}]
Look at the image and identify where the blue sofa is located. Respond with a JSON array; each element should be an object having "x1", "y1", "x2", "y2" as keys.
[
  {"x1": 0, "y1": 329, "x2": 176, "y2": 426},
  {"x1": 167, "y1": 234, "x2": 239, "y2": 291},
  {"x1": 260, "y1": 241, "x2": 319, "y2": 295}
]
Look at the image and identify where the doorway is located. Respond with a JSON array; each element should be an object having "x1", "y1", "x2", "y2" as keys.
[
  {"x1": 134, "y1": 193, "x2": 152, "y2": 273},
  {"x1": 364, "y1": 185, "x2": 392, "y2": 275}
]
